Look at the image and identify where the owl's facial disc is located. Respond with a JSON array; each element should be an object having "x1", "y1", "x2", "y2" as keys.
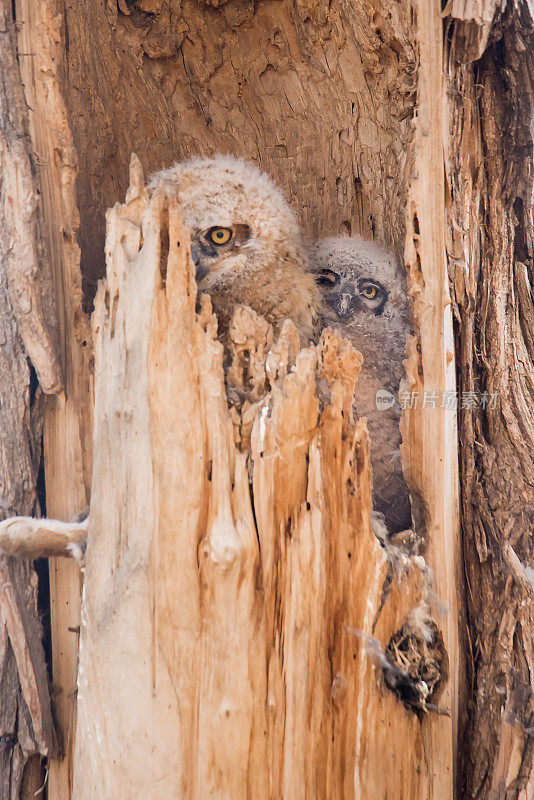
[
  {"x1": 192, "y1": 223, "x2": 251, "y2": 285},
  {"x1": 318, "y1": 268, "x2": 388, "y2": 318}
]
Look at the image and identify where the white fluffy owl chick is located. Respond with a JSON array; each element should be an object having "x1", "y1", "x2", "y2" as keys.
[
  {"x1": 308, "y1": 235, "x2": 412, "y2": 534},
  {"x1": 148, "y1": 156, "x2": 320, "y2": 342}
]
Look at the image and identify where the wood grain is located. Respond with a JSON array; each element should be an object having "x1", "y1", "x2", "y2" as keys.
[
  {"x1": 72, "y1": 159, "x2": 438, "y2": 799},
  {"x1": 15, "y1": 2, "x2": 94, "y2": 798},
  {"x1": 400, "y1": 1, "x2": 461, "y2": 794},
  {"x1": 0, "y1": 1, "x2": 64, "y2": 794},
  {"x1": 54, "y1": 0, "x2": 418, "y2": 302}
]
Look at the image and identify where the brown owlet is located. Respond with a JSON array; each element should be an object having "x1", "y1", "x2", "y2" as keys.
[
  {"x1": 308, "y1": 236, "x2": 412, "y2": 534},
  {"x1": 148, "y1": 156, "x2": 321, "y2": 343}
]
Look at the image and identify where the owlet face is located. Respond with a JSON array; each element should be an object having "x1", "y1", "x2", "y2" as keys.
[
  {"x1": 319, "y1": 268, "x2": 389, "y2": 318},
  {"x1": 148, "y1": 155, "x2": 302, "y2": 291},
  {"x1": 189, "y1": 223, "x2": 250, "y2": 286},
  {"x1": 309, "y1": 236, "x2": 410, "y2": 394},
  {"x1": 148, "y1": 155, "x2": 320, "y2": 342}
]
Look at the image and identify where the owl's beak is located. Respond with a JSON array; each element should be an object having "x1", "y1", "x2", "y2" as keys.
[
  {"x1": 336, "y1": 284, "x2": 356, "y2": 318},
  {"x1": 190, "y1": 245, "x2": 210, "y2": 284}
]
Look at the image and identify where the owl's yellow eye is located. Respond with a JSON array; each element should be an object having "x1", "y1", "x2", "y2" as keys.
[
  {"x1": 209, "y1": 227, "x2": 232, "y2": 246},
  {"x1": 361, "y1": 284, "x2": 377, "y2": 300}
]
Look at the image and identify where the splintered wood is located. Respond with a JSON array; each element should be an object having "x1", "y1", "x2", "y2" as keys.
[{"x1": 73, "y1": 157, "x2": 437, "y2": 799}]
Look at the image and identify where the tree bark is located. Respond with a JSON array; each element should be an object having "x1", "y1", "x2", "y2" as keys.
[
  {"x1": 444, "y1": 4, "x2": 534, "y2": 797},
  {"x1": 49, "y1": 0, "x2": 419, "y2": 300},
  {"x1": 14, "y1": 2, "x2": 94, "y2": 797},
  {"x1": 0, "y1": 0, "x2": 65, "y2": 795}
]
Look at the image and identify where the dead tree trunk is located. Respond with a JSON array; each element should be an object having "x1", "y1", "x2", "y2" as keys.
[
  {"x1": 14, "y1": 3, "x2": 94, "y2": 798},
  {"x1": 15, "y1": 3, "x2": 460, "y2": 795},
  {"x1": 1, "y1": 0, "x2": 532, "y2": 798},
  {"x1": 72, "y1": 156, "x2": 440, "y2": 799}
]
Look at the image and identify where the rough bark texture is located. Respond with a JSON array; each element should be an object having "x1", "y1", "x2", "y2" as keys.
[
  {"x1": 15, "y1": 2, "x2": 95, "y2": 797},
  {"x1": 444, "y1": 3, "x2": 534, "y2": 797},
  {"x1": 72, "y1": 158, "x2": 440, "y2": 799},
  {"x1": 0, "y1": 0, "x2": 64, "y2": 795}
]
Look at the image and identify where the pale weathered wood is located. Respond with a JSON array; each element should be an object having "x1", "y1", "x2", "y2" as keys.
[
  {"x1": 72, "y1": 159, "x2": 439, "y2": 799},
  {"x1": 399, "y1": 1, "x2": 461, "y2": 794},
  {"x1": 15, "y1": 3, "x2": 94, "y2": 798},
  {"x1": 3, "y1": 0, "x2": 533, "y2": 796},
  {"x1": 0, "y1": 2, "x2": 63, "y2": 397}
]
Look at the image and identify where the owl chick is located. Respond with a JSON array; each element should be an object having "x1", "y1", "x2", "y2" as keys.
[
  {"x1": 308, "y1": 236, "x2": 412, "y2": 534},
  {"x1": 148, "y1": 155, "x2": 320, "y2": 343}
]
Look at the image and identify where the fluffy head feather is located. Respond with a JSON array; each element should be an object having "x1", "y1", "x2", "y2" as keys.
[{"x1": 148, "y1": 156, "x2": 320, "y2": 342}]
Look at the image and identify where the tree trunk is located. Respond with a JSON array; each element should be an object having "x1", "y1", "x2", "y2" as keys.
[
  {"x1": 0, "y1": 0, "x2": 531, "y2": 797},
  {"x1": 72, "y1": 155, "x2": 440, "y2": 799},
  {"x1": 12, "y1": 2, "x2": 94, "y2": 796},
  {"x1": 444, "y1": 5, "x2": 534, "y2": 797}
]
